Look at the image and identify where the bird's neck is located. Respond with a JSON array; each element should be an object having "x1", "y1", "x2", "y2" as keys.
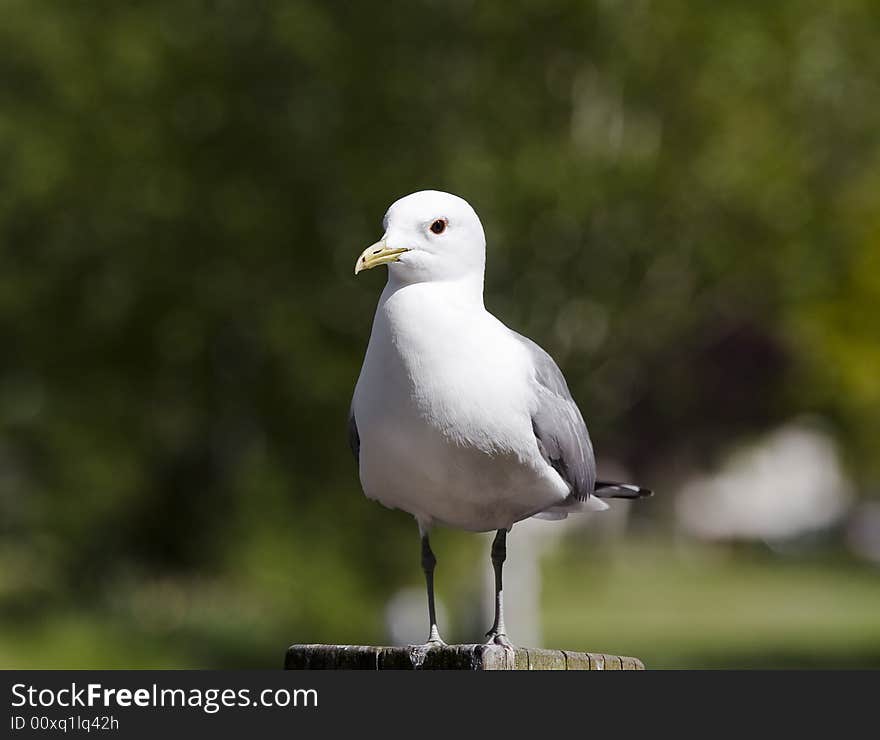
[{"x1": 383, "y1": 272, "x2": 486, "y2": 311}]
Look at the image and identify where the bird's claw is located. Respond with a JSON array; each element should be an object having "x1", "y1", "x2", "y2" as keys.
[
  {"x1": 484, "y1": 631, "x2": 514, "y2": 649},
  {"x1": 421, "y1": 627, "x2": 446, "y2": 648}
]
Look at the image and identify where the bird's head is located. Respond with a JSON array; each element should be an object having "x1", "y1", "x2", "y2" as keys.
[{"x1": 355, "y1": 190, "x2": 486, "y2": 284}]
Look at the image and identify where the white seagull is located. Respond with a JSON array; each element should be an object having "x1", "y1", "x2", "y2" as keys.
[{"x1": 349, "y1": 190, "x2": 651, "y2": 647}]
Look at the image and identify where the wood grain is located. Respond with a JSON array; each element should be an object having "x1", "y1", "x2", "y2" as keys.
[{"x1": 285, "y1": 644, "x2": 645, "y2": 670}]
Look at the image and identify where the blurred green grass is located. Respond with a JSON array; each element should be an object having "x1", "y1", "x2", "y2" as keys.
[
  {"x1": 3, "y1": 540, "x2": 878, "y2": 669},
  {"x1": 543, "y1": 541, "x2": 880, "y2": 668}
]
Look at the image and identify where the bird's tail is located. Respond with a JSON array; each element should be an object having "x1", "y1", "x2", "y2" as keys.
[
  {"x1": 592, "y1": 481, "x2": 654, "y2": 499},
  {"x1": 531, "y1": 481, "x2": 653, "y2": 521}
]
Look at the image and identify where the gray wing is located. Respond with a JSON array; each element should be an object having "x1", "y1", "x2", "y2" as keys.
[
  {"x1": 347, "y1": 406, "x2": 360, "y2": 464},
  {"x1": 513, "y1": 332, "x2": 596, "y2": 501}
]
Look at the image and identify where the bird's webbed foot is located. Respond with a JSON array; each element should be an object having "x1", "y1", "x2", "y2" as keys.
[
  {"x1": 484, "y1": 630, "x2": 514, "y2": 649},
  {"x1": 420, "y1": 625, "x2": 446, "y2": 648}
]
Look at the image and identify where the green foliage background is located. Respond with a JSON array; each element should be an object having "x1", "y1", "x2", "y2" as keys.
[{"x1": 0, "y1": 0, "x2": 877, "y2": 667}]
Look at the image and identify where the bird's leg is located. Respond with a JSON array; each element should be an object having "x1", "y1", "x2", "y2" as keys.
[
  {"x1": 420, "y1": 533, "x2": 446, "y2": 646},
  {"x1": 485, "y1": 528, "x2": 514, "y2": 648}
]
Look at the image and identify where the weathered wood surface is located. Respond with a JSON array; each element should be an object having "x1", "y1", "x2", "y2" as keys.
[{"x1": 285, "y1": 644, "x2": 644, "y2": 670}]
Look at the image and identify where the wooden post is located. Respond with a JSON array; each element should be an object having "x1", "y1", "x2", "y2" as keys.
[{"x1": 285, "y1": 644, "x2": 644, "y2": 670}]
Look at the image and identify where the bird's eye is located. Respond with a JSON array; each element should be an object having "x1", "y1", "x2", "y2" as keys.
[{"x1": 430, "y1": 219, "x2": 447, "y2": 235}]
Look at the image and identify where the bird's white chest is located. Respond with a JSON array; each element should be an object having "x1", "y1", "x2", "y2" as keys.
[{"x1": 353, "y1": 284, "x2": 566, "y2": 531}]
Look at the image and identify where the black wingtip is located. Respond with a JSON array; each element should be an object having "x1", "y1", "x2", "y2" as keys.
[{"x1": 593, "y1": 481, "x2": 654, "y2": 499}]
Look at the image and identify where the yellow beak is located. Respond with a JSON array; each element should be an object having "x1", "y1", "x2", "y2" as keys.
[{"x1": 354, "y1": 240, "x2": 410, "y2": 275}]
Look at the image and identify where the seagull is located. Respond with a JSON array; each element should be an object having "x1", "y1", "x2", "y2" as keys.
[{"x1": 349, "y1": 190, "x2": 651, "y2": 648}]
